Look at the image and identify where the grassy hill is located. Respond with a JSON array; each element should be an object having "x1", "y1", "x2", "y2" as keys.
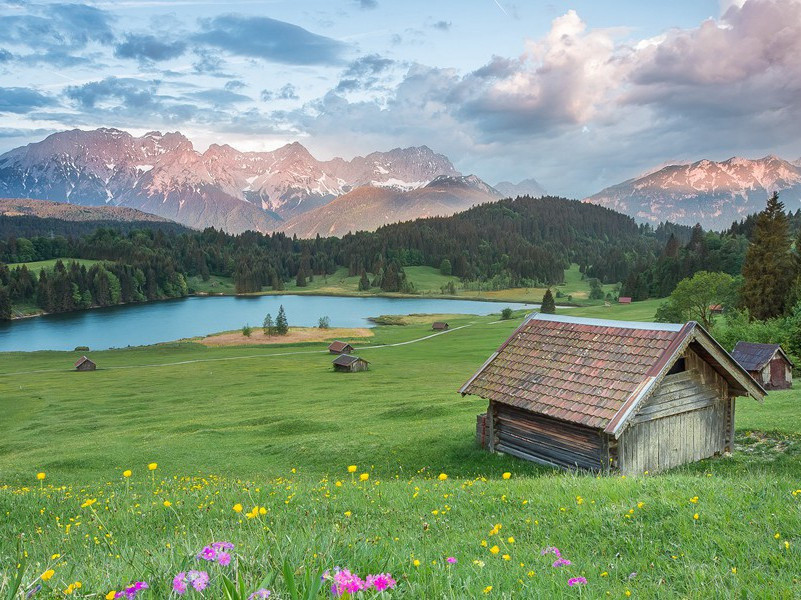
[{"x1": 1, "y1": 312, "x2": 797, "y2": 598}]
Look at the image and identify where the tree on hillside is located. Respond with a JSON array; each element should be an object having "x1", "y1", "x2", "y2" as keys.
[
  {"x1": 541, "y1": 288, "x2": 556, "y2": 314},
  {"x1": 262, "y1": 313, "x2": 273, "y2": 336},
  {"x1": 654, "y1": 271, "x2": 738, "y2": 330},
  {"x1": 440, "y1": 259, "x2": 452, "y2": 276},
  {"x1": 358, "y1": 270, "x2": 370, "y2": 291},
  {"x1": 588, "y1": 278, "x2": 604, "y2": 300},
  {"x1": 296, "y1": 269, "x2": 307, "y2": 287},
  {"x1": 0, "y1": 287, "x2": 11, "y2": 320},
  {"x1": 275, "y1": 305, "x2": 289, "y2": 335},
  {"x1": 740, "y1": 192, "x2": 793, "y2": 320}
]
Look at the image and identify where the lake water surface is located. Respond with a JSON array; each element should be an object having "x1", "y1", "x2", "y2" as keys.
[{"x1": 0, "y1": 295, "x2": 535, "y2": 352}]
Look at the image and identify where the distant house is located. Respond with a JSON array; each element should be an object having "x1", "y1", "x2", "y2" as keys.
[
  {"x1": 709, "y1": 304, "x2": 724, "y2": 315},
  {"x1": 618, "y1": 297, "x2": 632, "y2": 304},
  {"x1": 328, "y1": 341, "x2": 355, "y2": 354},
  {"x1": 74, "y1": 356, "x2": 96, "y2": 371},
  {"x1": 332, "y1": 354, "x2": 369, "y2": 373},
  {"x1": 432, "y1": 322, "x2": 449, "y2": 331},
  {"x1": 730, "y1": 342, "x2": 793, "y2": 390},
  {"x1": 461, "y1": 313, "x2": 765, "y2": 475}
]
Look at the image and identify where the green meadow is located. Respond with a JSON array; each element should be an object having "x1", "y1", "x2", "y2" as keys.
[{"x1": 1, "y1": 312, "x2": 799, "y2": 598}]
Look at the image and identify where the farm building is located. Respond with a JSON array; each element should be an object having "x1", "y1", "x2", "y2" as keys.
[
  {"x1": 618, "y1": 297, "x2": 632, "y2": 304},
  {"x1": 709, "y1": 304, "x2": 724, "y2": 315},
  {"x1": 462, "y1": 313, "x2": 765, "y2": 475},
  {"x1": 332, "y1": 354, "x2": 369, "y2": 372},
  {"x1": 730, "y1": 342, "x2": 793, "y2": 390},
  {"x1": 74, "y1": 356, "x2": 96, "y2": 371},
  {"x1": 432, "y1": 322, "x2": 449, "y2": 331},
  {"x1": 328, "y1": 341, "x2": 355, "y2": 354}
]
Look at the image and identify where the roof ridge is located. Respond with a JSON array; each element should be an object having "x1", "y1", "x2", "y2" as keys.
[{"x1": 530, "y1": 312, "x2": 684, "y2": 332}]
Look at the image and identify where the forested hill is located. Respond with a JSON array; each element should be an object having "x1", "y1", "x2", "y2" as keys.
[{"x1": 0, "y1": 196, "x2": 688, "y2": 318}]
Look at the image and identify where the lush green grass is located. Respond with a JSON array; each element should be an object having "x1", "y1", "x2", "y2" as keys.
[
  {"x1": 7, "y1": 258, "x2": 101, "y2": 271},
  {"x1": 1, "y1": 314, "x2": 799, "y2": 598},
  {"x1": 567, "y1": 298, "x2": 664, "y2": 322},
  {"x1": 186, "y1": 274, "x2": 236, "y2": 294}
]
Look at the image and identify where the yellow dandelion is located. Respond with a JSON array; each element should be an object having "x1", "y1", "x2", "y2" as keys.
[
  {"x1": 690, "y1": 496, "x2": 698, "y2": 503},
  {"x1": 489, "y1": 545, "x2": 500, "y2": 554},
  {"x1": 259, "y1": 506, "x2": 267, "y2": 515},
  {"x1": 774, "y1": 532, "x2": 781, "y2": 539},
  {"x1": 507, "y1": 536, "x2": 515, "y2": 544},
  {"x1": 344, "y1": 511, "x2": 352, "y2": 517},
  {"x1": 483, "y1": 586, "x2": 493, "y2": 594},
  {"x1": 438, "y1": 473, "x2": 448, "y2": 481},
  {"x1": 123, "y1": 470, "x2": 132, "y2": 478},
  {"x1": 731, "y1": 567, "x2": 737, "y2": 574},
  {"x1": 625, "y1": 591, "x2": 631, "y2": 597},
  {"x1": 502, "y1": 472, "x2": 511, "y2": 479},
  {"x1": 163, "y1": 500, "x2": 172, "y2": 508},
  {"x1": 106, "y1": 592, "x2": 116, "y2": 600},
  {"x1": 502, "y1": 554, "x2": 511, "y2": 561},
  {"x1": 693, "y1": 513, "x2": 699, "y2": 520},
  {"x1": 41, "y1": 569, "x2": 55, "y2": 581},
  {"x1": 233, "y1": 503, "x2": 243, "y2": 513},
  {"x1": 359, "y1": 473, "x2": 369, "y2": 481},
  {"x1": 600, "y1": 572, "x2": 608, "y2": 577},
  {"x1": 413, "y1": 559, "x2": 420, "y2": 567},
  {"x1": 36, "y1": 472, "x2": 46, "y2": 481},
  {"x1": 784, "y1": 540, "x2": 790, "y2": 550},
  {"x1": 347, "y1": 465, "x2": 357, "y2": 473},
  {"x1": 148, "y1": 463, "x2": 157, "y2": 471},
  {"x1": 50, "y1": 554, "x2": 60, "y2": 560}
]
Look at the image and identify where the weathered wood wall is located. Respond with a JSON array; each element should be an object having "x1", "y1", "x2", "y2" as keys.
[
  {"x1": 619, "y1": 348, "x2": 731, "y2": 474},
  {"x1": 492, "y1": 402, "x2": 607, "y2": 470}
]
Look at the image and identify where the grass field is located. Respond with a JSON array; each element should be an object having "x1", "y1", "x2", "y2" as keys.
[
  {"x1": 1, "y1": 310, "x2": 800, "y2": 598},
  {"x1": 7, "y1": 258, "x2": 101, "y2": 271}
]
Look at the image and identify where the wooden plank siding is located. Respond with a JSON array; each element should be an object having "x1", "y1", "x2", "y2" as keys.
[
  {"x1": 619, "y1": 349, "x2": 732, "y2": 475},
  {"x1": 492, "y1": 403, "x2": 608, "y2": 471}
]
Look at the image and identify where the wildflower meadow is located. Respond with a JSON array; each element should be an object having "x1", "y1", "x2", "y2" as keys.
[{"x1": 1, "y1": 317, "x2": 800, "y2": 597}]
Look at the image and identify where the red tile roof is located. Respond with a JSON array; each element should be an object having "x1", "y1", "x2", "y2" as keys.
[
  {"x1": 328, "y1": 341, "x2": 354, "y2": 352},
  {"x1": 460, "y1": 314, "x2": 690, "y2": 430}
]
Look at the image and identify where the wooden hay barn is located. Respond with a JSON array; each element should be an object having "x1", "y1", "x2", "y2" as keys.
[
  {"x1": 328, "y1": 341, "x2": 355, "y2": 354},
  {"x1": 730, "y1": 342, "x2": 793, "y2": 390},
  {"x1": 461, "y1": 314, "x2": 765, "y2": 475},
  {"x1": 332, "y1": 354, "x2": 369, "y2": 373},
  {"x1": 618, "y1": 297, "x2": 632, "y2": 304},
  {"x1": 74, "y1": 356, "x2": 96, "y2": 371},
  {"x1": 432, "y1": 321, "x2": 449, "y2": 331}
]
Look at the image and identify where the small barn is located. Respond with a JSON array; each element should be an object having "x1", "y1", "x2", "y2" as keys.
[
  {"x1": 432, "y1": 322, "x2": 449, "y2": 331},
  {"x1": 709, "y1": 304, "x2": 724, "y2": 315},
  {"x1": 618, "y1": 297, "x2": 632, "y2": 304},
  {"x1": 328, "y1": 341, "x2": 355, "y2": 354},
  {"x1": 730, "y1": 342, "x2": 793, "y2": 390},
  {"x1": 461, "y1": 313, "x2": 765, "y2": 475},
  {"x1": 332, "y1": 354, "x2": 369, "y2": 373},
  {"x1": 74, "y1": 356, "x2": 96, "y2": 371}
]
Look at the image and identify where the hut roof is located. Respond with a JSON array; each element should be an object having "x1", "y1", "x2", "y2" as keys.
[
  {"x1": 618, "y1": 297, "x2": 632, "y2": 304},
  {"x1": 460, "y1": 313, "x2": 764, "y2": 438},
  {"x1": 731, "y1": 342, "x2": 793, "y2": 370},
  {"x1": 328, "y1": 341, "x2": 353, "y2": 352},
  {"x1": 332, "y1": 354, "x2": 369, "y2": 367},
  {"x1": 432, "y1": 321, "x2": 449, "y2": 329},
  {"x1": 74, "y1": 356, "x2": 94, "y2": 368}
]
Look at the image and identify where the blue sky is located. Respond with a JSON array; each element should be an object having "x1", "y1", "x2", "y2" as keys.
[{"x1": 2, "y1": 0, "x2": 801, "y2": 197}]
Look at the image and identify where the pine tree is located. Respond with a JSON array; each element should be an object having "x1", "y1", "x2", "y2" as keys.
[
  {"x1": 358, "y1": 270, "x2": 370, "y2": 291},
  {"x1": 263, "y1": 313, "x2": 273, "y2": 336},
  {"x1": 541, "y1": 288, "x2": 556, "y2": 314},
  {"x1": 740, "y1": 192, "x2": 793, "y2": 319},
  {"x1": 296, "y1": 269, "x2": 307, "y2": 287},
  {"x1": 0, "y1": 286, "x2": 11, "y2": 320},
  {"x1": 275, "y1": 305, "x2": 289, "y2": 335}
]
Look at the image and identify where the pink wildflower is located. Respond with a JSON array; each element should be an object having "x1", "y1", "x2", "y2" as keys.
[
  {"x1": 567, "y1": 577, "x2": 587, "y2": 586},
  {"x1": 189, "y1": 571, "x2": 209, "y2": 592},
  {"x1": 198, "y1": 546, "x2": 217, "y2": 561},
  {"x1": 446, "y1": 557, "x2": 457, "y2": 564},
  {"x1": 217, "y1": 552, "x2": 232, "y2": 566},
  {"x1": 541, "y1": 546, "x2": 561, "y2": 557},
  {"x1": 115, "y1": 582, "x2": 148, "y2": 598},
  {"x1": 365, "y1": 573, "x2": 396, "y2": 592},
  {"x1": 330, "y1": 569, "x2": 366, "y2": 596},
  {"x1": 247, "y1": 590, "x2": 271, "y2": 600},
  {"x1": 173, "y1": 573, "x2": 188, "y2": 595},
  {"x1": 552, "y1": 558, "x2": 572, "y2": 568}
]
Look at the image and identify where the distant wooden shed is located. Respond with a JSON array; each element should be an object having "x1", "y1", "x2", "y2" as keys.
[
  {"x1": 709, "y1": 304, "x2": 724, "y2": 315},
  {"x1": 332, "y1": 354, "x2": 369, "y2": 372},
  {"x1": 432, "y1": 321, "x2": 449, "y2": 331},
  {"x1": 74, "y1": 356, "x2": 96, "y2": 371},
  {"x1": 618, "y1": 297, "x2": 632, "y2": 304},
  {"x1": 328, "y1": 341, "x2": 355, "y2": 354},
  {"x1": 461, "y1": 314, "x2": 765, "y2": 475},
  {"x1": 730, "y1": 342, "x2": 793, "y2": 390}
]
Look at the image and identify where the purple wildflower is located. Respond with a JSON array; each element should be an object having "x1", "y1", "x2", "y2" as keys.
[
  {"x1": 189, "y1": 571, "x2": 209, "y2": 592},
  {"x1": 552, "y1": 558, "x2": 572, "y2": 568},
  {"x1": 541, "y1": 546, "x2": 561, "y2": 557},
  {"x1": 173, "y1": 573, "x2": 188, "y2": 595},
  {"x1": 568, "y1": 577, "x2": 587, "y2": 586},
  {"x1": 329, "y1": 569, "x2": 366, "y2": 596},
  {"x1": 115, "y1": 582, "x2": 148, "y2": 599},
  {"x1": 212, "y1": 541, "x2": 234, "y2": 551},
  {"x1": 217, "y1": 552, "x2": 232, "y2": 566},
  {"x1": 446, "y1": 557, "x2": 457, "y2": 564},
  {"x1": 365, "y1": 573, "x2": 396, "y2": 592},
  {"x1": 247, "y1": 590, "x2": 271, "y2": 600},
  {"x1": 198, "y1": 546, "x2": 217, "y2": 561}
]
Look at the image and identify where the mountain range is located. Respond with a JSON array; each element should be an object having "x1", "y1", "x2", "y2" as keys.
[
  {"x1": 0, "y1": 128, "x2": 509, "y2": 234},
  {"x1": 584, "y1": 155, "x2": 801, "y2": 228}
]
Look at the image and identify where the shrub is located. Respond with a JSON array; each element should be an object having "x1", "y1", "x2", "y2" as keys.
[
  {"x1": 74, "y1": 346, "x2": 90, "y2": 351},
  {"x1": 318, "y1": 316, "x2": 330, "y2": 329},
  {"x1": 501, "y1": 308, "x2": 513, "y2": 320},
  {"x1": 242, "y1": 324, "x2": 252, "y2": 337}
]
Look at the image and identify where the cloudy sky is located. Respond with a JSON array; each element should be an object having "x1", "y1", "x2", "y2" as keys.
[{"x1": 2, "y1": 0, "x2": 801, "y2": 197}]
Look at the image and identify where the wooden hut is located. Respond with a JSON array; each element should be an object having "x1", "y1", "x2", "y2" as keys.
[
  {"x1": 461, "y1": 313, "x2": 765, "y2": 475},
  {"x1": 332, "y1": 354, "x2": 369, "y2": 373},
  {"x1": 709, "y1": 304, "x2": 724, "y2": 315},
  {"x1": 74, "y1": 356, "x2": 96, "y2": 371},
  {"x1": 432, "y1": 321, "x2": 449, "y2": 331},
  {"x1": 328, "y1": 341, "x2": 355, "y2": 354},
  {"x1": 730, "y1": 342, "x2": 793, "y2": 390},
  {"x1": 618, "y1": 297, "x2": 632, "y2": 304}
]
